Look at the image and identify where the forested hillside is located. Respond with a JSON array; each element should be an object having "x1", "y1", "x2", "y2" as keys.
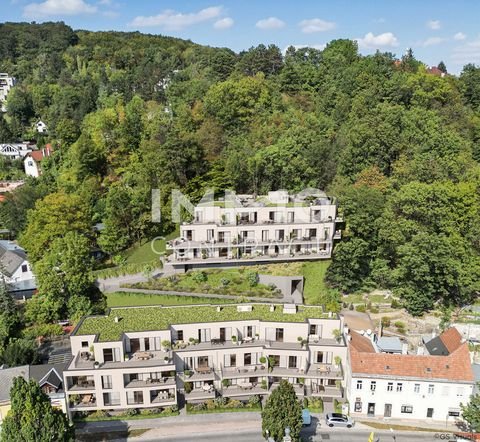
[{"x1": 1, "y1": 21, "x2": 480, "y2": 326}]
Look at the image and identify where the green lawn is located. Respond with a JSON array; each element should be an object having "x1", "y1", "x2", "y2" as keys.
[
  {"x1": 300, "y1": 261, "x2": 330, "y2": 305},
  {"x1": 124, "y1": 228, "x2": 179, "y2": 264},
  {"x1": 106, "y1": 292, "x2": 236, "y2": 307}
]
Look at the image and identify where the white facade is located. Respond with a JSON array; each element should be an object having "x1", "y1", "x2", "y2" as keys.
[
  {"x1": 167, "y1": 191, "x2": 342, "y2": 270},
  {"x1": 36, "y1": 120, "x2": 47, "y2": 133},
  {"x1": 24, "y1": 154, "x2": 41, "y2": 177},
  {"x1": 0, "y1": 240, "x2": 35, "y2": 287},
  {"x1": 0, "y1": 143, "x2": 32, "y2": 160},
  {"x1": 348, "y1": 376, "x2": 472, "y2": 422},
  {"x1": 64, "y1": 304, "x2": 347, "y2": 416},
  {"x1": 0, "y1": 74, "x2": 15, "y2": 112}
]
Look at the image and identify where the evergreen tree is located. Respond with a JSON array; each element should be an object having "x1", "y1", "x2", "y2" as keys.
[
  {"x1": 1, "y1": 377, "x2": 74, "y2": 442},
  {"x1": 262, "y1": 380, "x2": 302, "y2": 441}
]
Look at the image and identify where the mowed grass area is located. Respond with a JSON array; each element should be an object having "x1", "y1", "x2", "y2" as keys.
[
  {"x1": 300, "y1": 261, "x2": 330, "y2": 305},
  {"x1": 124, "y1": 228, "x2": 179, "y2": 264},
  {"x1": 106, "y1": 292, "x2": 234, "y2": 308}
]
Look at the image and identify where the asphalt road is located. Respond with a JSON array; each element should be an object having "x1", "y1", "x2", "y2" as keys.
[{"x1": 133, "y1": 428, "x2": 443, "y2": 442}]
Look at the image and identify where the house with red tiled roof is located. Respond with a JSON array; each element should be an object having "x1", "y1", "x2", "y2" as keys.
[
  {"x1": 23, "y1": 144, "x2": 54, "y2": 177},
  {"x1": 345, "y1": 327, "x2": 474, "y2": 423}
]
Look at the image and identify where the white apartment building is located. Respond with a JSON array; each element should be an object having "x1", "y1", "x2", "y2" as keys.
[
  {"x1": 166, "y1": 190, "x2": 342, "y2": 271},
  {"x1": 64, "y1": 303, "x2": 347, "y2": 417},
  {"x1": 0, "y1": 240, "x2": 36, "y2": 297},
  {"x1": 345, "y1": 328, "x2": 475, "y2": 423},
  {"x1": 0, "y1": 74, "x2": 15, "y2": 112}
]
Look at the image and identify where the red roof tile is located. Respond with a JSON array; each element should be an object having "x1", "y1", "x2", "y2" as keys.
[
  {"x1": 349, "y1": 329, "x2": 474, "y2": 382},
  {"x1": 439, "y1": 327, "x2": 463, "y2": 353}
]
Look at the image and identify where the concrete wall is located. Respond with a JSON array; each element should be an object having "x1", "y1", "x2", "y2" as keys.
[{"x1": 258, "y1": 275, "x2": 304, "y2": 298}]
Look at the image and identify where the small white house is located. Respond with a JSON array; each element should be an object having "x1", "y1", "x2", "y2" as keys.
[
  {"x1": 24, "y1": 144, "x2": 53, "y2": 178},
  {"x1": 0, "y1": 143, "x2": 32, "y2": 160},
  {"x1": 35, "y1": 120, "x2": 48, "y2": 134},
  {"x1": 346, "y1": 328, "x2": 474, "y2": 423},
  {"x1": 0, "y1": 240, "x2": 36, "y2": 296}
]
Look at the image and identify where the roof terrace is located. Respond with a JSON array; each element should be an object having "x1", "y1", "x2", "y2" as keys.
[{"x1": 75, "y1": 304, "x2": 331, "y2": 342}]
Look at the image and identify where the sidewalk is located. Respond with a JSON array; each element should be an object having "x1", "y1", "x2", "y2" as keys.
[{"x1": 357, "y1": 415, "x2": 462, "y2": 432}]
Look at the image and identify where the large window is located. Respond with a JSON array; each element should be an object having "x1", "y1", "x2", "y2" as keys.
[
  {"x1": 356, "y1": 380, "x2": 363, "y2": 390},
  {"x1": 401, "y1": 405, "x2": 413, "y2": 414},
  {"x1": 101, "y1": 375, "x2": 112, "y2": 389},
  {"x1": 396, "y1": 383, "x2": 403, "y2": 392},
  {"x1": 370, "y1": 381, "x2": 376, "y2": 391},
  {"x1": 414, "y1": 384, "x2": 420, "y2": 393},
  {"x1": 103, "y1": 392, "x2": 120, "y2": 406},
  {"x1": 275, "y1": 328, "x2": 284, "y2": 342},
  {"x1": 127, "y1": 391, "x2": 144, "y2": 405}
]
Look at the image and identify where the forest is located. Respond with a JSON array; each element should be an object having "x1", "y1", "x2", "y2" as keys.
[{"x1": 0, "y1": 21, "x2": 479, "y2": 361}]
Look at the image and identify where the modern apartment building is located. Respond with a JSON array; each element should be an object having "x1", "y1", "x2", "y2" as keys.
[
  {"x1": 64, "y1": 303, "x2": 348, "y2": 417},
  {"x1": 0, "y1": 74, "x2": 15, "y2": 112},
  {"x1": 345, "y1": 328, "x2": 475, "y2": 423},
  {"x1": 166, "y1": 190, "x2": 342, "y2": 271}
]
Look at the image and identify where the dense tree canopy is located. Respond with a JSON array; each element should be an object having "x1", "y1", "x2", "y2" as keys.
[
  {"x1": 0, "y1": 22, "x2": 479, "y2": 316},
  {"x1": 1, "y1": 377, "x2": 74, "y2": 442}
]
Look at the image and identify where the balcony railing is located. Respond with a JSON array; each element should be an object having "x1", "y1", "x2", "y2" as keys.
[
  {"x1": 67, "y1": 381, "x2": 95, "y2": 391},
  {"x1": 124, "y1": 376, "x2": 176, "y2": 388}
]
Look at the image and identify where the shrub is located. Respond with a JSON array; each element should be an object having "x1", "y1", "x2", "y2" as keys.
[
  {"x1": 366, "y1": 301, "x2": 372, "y2": 310},
  {"x1": 205, "y1": 399, "x2": 216, "y2": 410},
  {"x1": 125, "y1": 408, "x2": 138, "y2": 416},
  {"x1": 261, "y1": 379, "x2": 268, "y2": 390},
  {"x1": 355, "y1": 304, "x2": 366, "y2": 313},
  {"x1": 391, "y1": 298, "x2": 401, "y2": 309},
  {"x1": 192, "y1": 271, "x2": 208, "y2": 283},
  {"x1": 89, "y1": 410, "x2": 109, "y2": 419},
  {"x1": 248, "y1": 395, "x2": 261, "y2": 406},
  {"x1": 214, "y1": 396, "x2": 227, "y2": 407},
  {"x1": 168, "y1": 405, "x2": 179, "y2": 413},
  {"x1": 370, "y1": 305, "x2": 379, "y2": 314},
  {"x1": 226, "y1": 399, "x2": 243, "y2": 408},
  {"x1": 348, "y1": 303, "x2": 354, "y2": 310},
  {"x1": 140, "y1": 408, "x2": 155, "y2": 415},
  {"x1": 259, "y1": 356, "x2": 267, "y2": 364},
  {"x1": 193, "y1": 402, "x2": 207, "y2": 411},
  {"x1": 394, "y1": 320, "x2": 405, "y2": 329},
  {"x1": 222, "y1": 379, "x2": 231, "y2": 387},
  {"x1": 184, "y1": 382, "x2": 193, "y2": 393},
  {"x1": 381, "y1": 317, "x2": 391, "y2": 328},
  {"x1": 23, "y1": 324, "x2": 63, "y2": 340},
  {"x1": 246, "y1": 271, "x2": 259, "y2": 287}
]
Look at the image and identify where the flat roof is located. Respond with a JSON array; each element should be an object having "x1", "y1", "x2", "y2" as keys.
[{"x1": 75, "y1": 304, "x2": 330, "y2": 342}]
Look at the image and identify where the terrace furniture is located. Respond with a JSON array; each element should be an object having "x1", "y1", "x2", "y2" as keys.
[
  {"x1": 81, "y1": 394, "x2": 92, "y2": 404},
  {"x1": 317, "y1": 365, "x2": 331, "y2": 374},
  {"x1": 243, "y1": 336, "x2": 253, "y2": 343},
  {"x1": 136, "y1": 351, "x2": 151, "y2": 360},
  {"x1": 196, "y1": 366, "x2": 212, "y2": 374},
  {"x1": 238, "y1": 382, "x2": 253, "y2": 390},
  {"x1": 202, "y1": 384, "x2": 213, "y2": 392}
]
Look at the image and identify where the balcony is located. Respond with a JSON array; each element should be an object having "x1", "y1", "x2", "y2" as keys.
[
  {"x1": 185, "y1": 386, "x2": 216, "y2": 402},
  {"x1": 270, "y1": 382, "x2": 304, "y2": 397},
  {"x1": 221, "y1": 365, "x2": 266, "y2": 379},
  {"x1": 125, "y1": 376, "x2": 176, "y2": 389},
  {"x1": 333, "y1": 230, "x2": 341, "y2": 239},
  {"x1": 222, "y1": 384, "x2": 267, "y2": 397},
  {"x1": 306, "y1": 385, "x2": 343, "y2": 399},
  {"x1": 269, "y1": 366, "x2": 306, "y2": 377},
  {"x1": 305, "y1": 363, "x2": 343, "y2": 379},
  {"x1": 68, "y1": 393, "x2": 97, "y2": 409},
  {"x1": 151, "y1": 390, "x2": 176, "y2": 404},
  {"x1": 181, "y1": 367, "x2": 217, "y2": 382},
  {"x1": 70, "y1": 350, "x2": 174, "y2": 370},
  {"x1": 67, "y1": 377, "x2": 95, "y2": 391}
]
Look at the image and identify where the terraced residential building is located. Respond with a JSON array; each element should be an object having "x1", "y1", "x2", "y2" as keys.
[
  {"x1": 63, "y1": 303, "x2": 347, "y2": 417},
  {"x1": 166, "y1": 190, "x2": 342, "y2": 272}
]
